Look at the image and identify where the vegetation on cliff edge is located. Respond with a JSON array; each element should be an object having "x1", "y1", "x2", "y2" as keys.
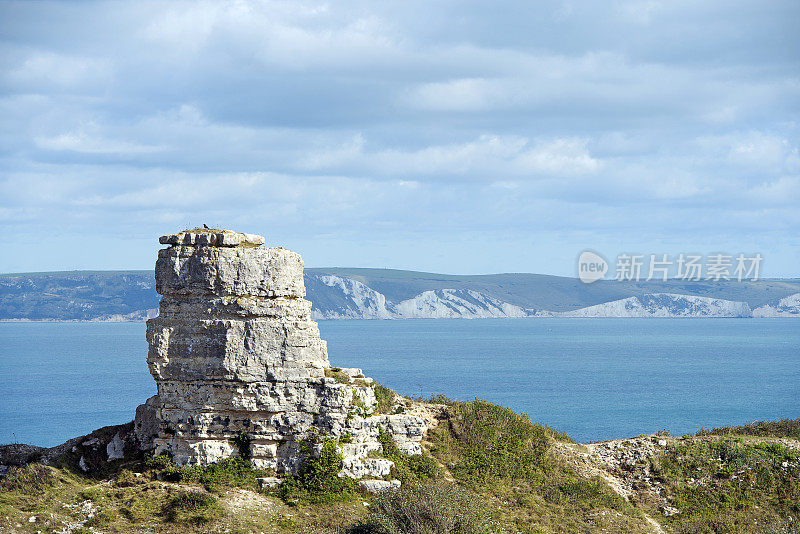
[{"x1": 1, "y1": 401, "x2": 798, "y2": 533}]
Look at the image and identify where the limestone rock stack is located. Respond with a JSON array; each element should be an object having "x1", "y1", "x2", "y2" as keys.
[{"x1": 134, "y1": 229, "x2": 427, "y2": 477}]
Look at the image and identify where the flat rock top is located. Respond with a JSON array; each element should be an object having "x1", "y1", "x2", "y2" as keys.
[{"x1": 159, "y1": 229, "x2": 265, "y2": 248}]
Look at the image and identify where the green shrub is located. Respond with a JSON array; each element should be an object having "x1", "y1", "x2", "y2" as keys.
[
  {"x1": 435, "y1": 400, "x2": 550, "y2": 485},
  {"x1": 277, "y1": 439, "x2": 356, "y2": 503},
  {"x1": 542, "y1": 477, "x2": 626, "y2": 510},
  {"x1": 85, "y1": 507, "x2": 117, "y2": 528},
  {"x1": 696, "y1": 419, "x2": 800, "y2": 440},
  {"x1": 119, "y1": 490, "x2": 161, "y2": 523},
  {"x1": 540, "y1": 424, "x2": 574, "y2": 444},
  {"x1": 353, "y1": 395, "x2": 370, "y2": 415},
  {"x1": 325, "y1": 368, "x2": 351, "y2": 384},
  {"x1": 164, "y1": 490, "x2": 224, "y2": 525},
  {"x1": 364, "y1": 481, "x2": 494, "y2": 534},
  {"x1": 146, "y1": 451, "x2": 263, "y2": 492},
  {"x1": 424, "y1": 398, "x2": 639, "y2": 531},
  {"x1": 653, "y1": 439, "x2": 800, "y2": 532},
  {"x1": 414, "y1": 394, "x2": 458, "y2": 406},
  {"x1": 180, "y1": 457, "x2": 263, "y2": 493},
  {"x1": 377, "y1": 428, "x2": 438, "y2": 483},
  {"x1": 114, "y1": 469, "x2": 142, "y2": 487},
  {"x1": 373, "y1": 384, "x2": 396, "y2": 414},
  {"x1": 144, "y1": 452, "x2": 172, "y2": 471},
  {"x1": 0, "y1": 464, "x2": 56, "y2": 495},
  {"x1": 298, "y1": 440, "x2": 345, "y2": 493},
  {"x1": 231, "y1": 432, "x2": 252, "y2": 459}
]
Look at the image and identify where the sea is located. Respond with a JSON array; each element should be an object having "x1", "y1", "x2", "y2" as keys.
[{"x1": 1, "y1": 318, "x2": 798, "y2": 447}]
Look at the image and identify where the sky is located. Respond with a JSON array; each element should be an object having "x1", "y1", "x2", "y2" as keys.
[{"x1": 1, "y1": 0, "x2": 798, "y2": 277}]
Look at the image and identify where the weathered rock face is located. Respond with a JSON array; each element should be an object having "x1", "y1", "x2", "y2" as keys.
[{"x1": 134, "y1": 229, "x2": 427, "y2": 476}]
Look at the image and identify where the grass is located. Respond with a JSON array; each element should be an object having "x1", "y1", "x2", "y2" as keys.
[
  {"x1": 646, "y1": 437, "x2": 800, "y2": 533},
  {"x1": 84, "y1": 506, "x2": 118, "y2": 528},
  {"x1": 0, "y1": 463, "x2": 78, "y2": 523},
  {"x1": 2, "y1": 409, "x2": 797, "y2": 533},
  {"x1": 426, "y1": 399, "x2": 644, "y2": 533},
  {"x1": 0, "y1": 454, "x2": 265, "y2": 532},
  {"x1": 118, "y1": 484, "x2": 166, "y2": 523},
  {"x1": 377, "y1": 428, "x2": 439, "y2": 484},
  {"x1": 0, "y1": 464, "x2": 57, "y2": 495},
  {"x1": 149, "y1": 454, "x2": 266, "y2": 493},
  {"x1": 373, "y1": 384, "x2": 395, "y2": 414},
  {"x1": 164, "y1": 490, "x2": 225, "y2": 525},
  {"x1": 695, "y1": 418, "x2": 800, "y2": 440},
  {"x1": 429, "y1": 399, "x2": 551, "y2": 484},
  {"x1": 326, "y1": 367, "x2": 351, "y2": 384},
  {"x1": 0, "y1": 463, "x2": 163, "y2": 532},
  {"x1": 361, "y1": 481, "x2": 496, "y2": 534}
]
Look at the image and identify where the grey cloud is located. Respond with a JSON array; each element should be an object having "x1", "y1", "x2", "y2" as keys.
[{"x1": 0, "y1": 0, "x2": 798, "y2": 275}]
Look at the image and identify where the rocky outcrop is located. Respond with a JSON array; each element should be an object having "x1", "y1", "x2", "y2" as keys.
[{"x1": 134, "y1": 229, "x2": 429, "y2": 477}]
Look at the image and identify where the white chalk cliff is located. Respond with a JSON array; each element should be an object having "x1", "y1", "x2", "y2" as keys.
[
  {"x1": 308, "y1": 273, "x2": 799, "y2": 319},
  {"x1": 394, "y1": 289, "x2": 528, "y2": 318},
  {"x1": 314, "y1": 275, "x2": 395, "y2": 319},
  {"x1": 310, "y1": 275, "x2": 530, "y2": 319},
  {"x1": 753, "y1": 293, "x2": 800, "y2": 317},
  {"x1": 550, "y1": 293, "x2": 752, "y2": 318}
]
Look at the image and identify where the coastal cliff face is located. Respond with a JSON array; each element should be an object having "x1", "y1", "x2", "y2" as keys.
[
  {"x1": 2, "y1": 269, "x2": 799, "y2": 321},
  {"x1": 306, "y1": 275, "x2": 797, "y2": 319},
  {"x1": 134, "y1": 229, "x2": 429, "y2": 477}
]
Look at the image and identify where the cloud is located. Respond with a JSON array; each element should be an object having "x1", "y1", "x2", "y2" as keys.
[
  {"x1": 406, "y1": 78, "x2": 509, "y2": 112},
  {"x1": 297, "y1": 134, "x2": 601, "y2": 179},
  {"x1": 5, "y1": 52, "x2": 111, "y2": 90},
  {"x1": 141, "y1": 1, "x2": 398, "y2": 70},
  {"x1": 0, "y1": 0, "x2": 798, "y2": 275},
  {"x1": 616, "y1": 0, "x2": 664, "y2": 25},
  {"x1": 515, "y1": 138, "x2": 601, "y2": 175},
  {"x1": 696, "y1": 131, "x2": 800, "y2": 172},
  {"x1": 34, "y1": 132, "x2": 163, "y2": 155},
  {"x1": 746, "y1": 176, "x2": 800, "y2": 204},
  {"x1": 728, "y1": 133, "x2": 799, "y2": 170}
]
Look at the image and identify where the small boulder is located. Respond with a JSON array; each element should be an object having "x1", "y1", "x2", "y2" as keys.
[
  {"x1": 257, "y1": 477, "x2": 283, "y2": 489},
  {"x1": 660, "y1": 505, "x2": 680, "y2": 517},
  {"x1": 106, "y1": 432, "x2": 125, "y2": 461},
  {"x1": 358, "y1": 479, "x2": 401, "y2": 493}
]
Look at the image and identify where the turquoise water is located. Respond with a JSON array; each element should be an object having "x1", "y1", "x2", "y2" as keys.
[{"x1": 1, "y1": 319, "x2": 798, "y2": 446}]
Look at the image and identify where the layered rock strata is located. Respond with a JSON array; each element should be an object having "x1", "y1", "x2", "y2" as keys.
[{"x1": 134, "y1": 229, "x2": 427, "y2": 477}]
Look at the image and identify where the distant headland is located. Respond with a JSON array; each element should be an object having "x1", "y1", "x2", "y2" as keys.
[{"x1": 1, "y1": 268, "x2": 798, "y2": 321}]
